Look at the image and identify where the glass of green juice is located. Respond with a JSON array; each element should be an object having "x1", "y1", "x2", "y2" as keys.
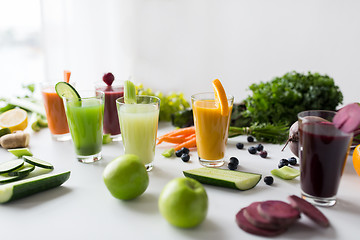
[
  {"x1": 63, "y1": 90, "x2": 105, "y2": 163},
  {"x1": 116, "y1": 96, "x2": 160, "y2": 171}
]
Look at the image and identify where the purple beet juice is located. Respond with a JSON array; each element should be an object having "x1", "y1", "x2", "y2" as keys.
[
  {"x1": 299, "y1": 122, "x2": 352, "y2": 198},
  {"x1": 97, "y1": 85, "x2": 124, "y2": 136}
]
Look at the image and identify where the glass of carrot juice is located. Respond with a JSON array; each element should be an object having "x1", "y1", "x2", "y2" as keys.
[
  {"x1": 41, "y1": 82, "x2": 71, "y2": 141},
  {"x1": 191, "y1": 92, "x2": 234, "y2": 167}
]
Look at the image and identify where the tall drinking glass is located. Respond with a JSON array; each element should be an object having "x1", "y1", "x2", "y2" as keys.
[
  {"x1": 298, "y1": 110, "x2": 353, "y2": 207},
  {"x1": 116, "y1": 96, "x2": 160, "y2": 171},
  {"x1": 191, "y1": 92, "x2": 234, "y2": 167},
  {"x1": 41, "y1": 82, "x2": 71, "y2": 141},
  {"x1": 95, "y1": 81, "x2": 124, "y2": 141},
  {"x1": 63, "y1": 91, "x2": 104, "y2": 163}
]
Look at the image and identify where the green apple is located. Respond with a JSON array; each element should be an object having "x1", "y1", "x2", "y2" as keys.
[
  {"x1": 103, "y1": 154, "x2": 149, "y2": 200},
  {"x1": 158, "y1": 177, "x2": 208, "y2": 228}
]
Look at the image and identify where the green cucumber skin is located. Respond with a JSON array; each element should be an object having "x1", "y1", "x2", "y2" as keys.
[
  {"x1": 8, "y1": 171, "x2": 71, "y2": 203},
  {"x1": 183, "y1": 171, "x2": 261, "y2": 191}
]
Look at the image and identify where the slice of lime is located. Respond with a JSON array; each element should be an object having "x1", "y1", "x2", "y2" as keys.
[
  {"x1": 8, "y1": 148, "x2": 33, "y2": 158},
  {"x1": 55, "y1": 82, "x2": 80, "y2": 99},
  {"x1": 124, "y1": 80, "x2": 136, "y2": 104}
]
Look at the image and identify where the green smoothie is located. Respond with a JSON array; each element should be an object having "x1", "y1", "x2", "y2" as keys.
[
  {"x1": 65, "y1": 98, "x2": 104, "y2": 156},
  {"x1": 118, "y1": 104, "x2": 159, "y2": 166}
]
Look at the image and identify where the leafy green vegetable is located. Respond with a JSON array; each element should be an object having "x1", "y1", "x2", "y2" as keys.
[
  {"x1": 136, "y1": 84, "x2": 190, "y2": 121},
  {"x1": 171, "y1": 109, "x2": 193, "y2": 128},
  {"x1": 229, "y1": 123, "x2": 289, "y2": 144},
  {"x1": 244, "y1": 71, "x2": 343, "y2": 125}
]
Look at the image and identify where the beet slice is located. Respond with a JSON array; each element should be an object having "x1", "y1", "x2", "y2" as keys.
[
  {"x1": 236, "y1": 208, "x2": 287, "y2": 237},
  {"x1": 287, "y1": 195, "x2": 330, "y2": 228},
  {"x1": 244, "y1": 201, "x2": 294, "y2": 230},
  {"x1": 258, "y1": 200, "x2": 300, "y2": 224}
]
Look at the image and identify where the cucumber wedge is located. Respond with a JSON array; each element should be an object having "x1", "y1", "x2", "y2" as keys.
[
  {"x1": 23, "y1": 156, "x2": 54, "y2": 169},
  {"x1": 0, "y1": 171, "x2": 71, "y2": 203},
  {"x1": 0, "y1": 159, "x2": 24, "y2": 174},
  {"x1": 8, "y1": 148, "x2": 33, "y2": 158},
  {"x1": 124, "y1": 80, "x2": 136, "y2": 104},
  {"x1": 0, "y1": 174, "x2": 26, "y2": 184},
  {"x1": 183, "y1": 168, "x2": 262, "y2": 191}
]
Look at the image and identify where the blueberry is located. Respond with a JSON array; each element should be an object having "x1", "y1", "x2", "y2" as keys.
[
  {"x1": 175, "y1": 149, "x2": 183, "y2": 157},
  {"x1": 181, "y1": 147, "x2": 190, "y2": 154},
  {"x1": 229, "y1": 157, "x2": 239, "y2": 166},
  {"x1": 260, "y1": 150, "x2": 268, "y2": 158},
  {"x1": 288, "y1": 157, "x2": 297, "y2": 165},
  {"x1": 236, "y1": 142, "x2": 244, "y2": 149},
  {"x1": 264, "y1": 176, "x2": 274, "y2": 185},
  {"x1": 248, "y1": 146, "x2": 257, "y2": 154},
  {"x1": 181, "y1": 153, "x2": 190, "y2": 162},
  {"x1": 256, "y1": 144, "x2": 264, "y2": 152},
  {"x1": 228, "y1": 162, "x2": 237, "y2": 170},
  {"x1": 279, "y1": 158, "x2": 289, "y2": 166},
  {"x1": 247, "y1": 136, "x2": 254, "y2": 142}
]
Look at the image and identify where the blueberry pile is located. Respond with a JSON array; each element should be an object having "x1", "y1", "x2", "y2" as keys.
[
  {"x1": 278, "y1": 157, "x2": 297, "y2": 168},
  {"x1": 175, "y1": 147, "x2": 190, "y2": 162},
  {"x1": 228, "y1": 157, "x2": 239, "y2": 170},
  {"x1": 242, "y1": 143, "x2": 268, "y2": 158}
]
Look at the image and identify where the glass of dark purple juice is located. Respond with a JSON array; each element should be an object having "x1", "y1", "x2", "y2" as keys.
[
  {"x1": 96, "y1": 82, "x2": 124, "y2": 141},
  {"x1": 298, "y1": 110, "x2": 353, "y2": 207}
]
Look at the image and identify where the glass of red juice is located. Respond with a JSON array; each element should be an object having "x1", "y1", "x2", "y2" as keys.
[
  {"x1": 95, "y1": 82, "x2": 123, "y2": 141},
  {"x1": 298, "y1": 110, "x2": 353, "y2": 207}
]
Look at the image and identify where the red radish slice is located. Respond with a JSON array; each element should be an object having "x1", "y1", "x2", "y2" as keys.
[
  {"x1": 244, "y1": 202, "x2": 293, "y2": 230},
  {"x1": 236, "y1": 208, "x2": 287, "y2": 237},
  {"x1": 287, "y1": 195, "x2": 330, "y2": 228},
  {"x1": 258, "y1": 200, "x2": 300, "y2": 223}
]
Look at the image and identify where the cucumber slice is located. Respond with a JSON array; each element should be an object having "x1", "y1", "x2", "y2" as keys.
[
  {"x1": 0, "y1": 174, "x2": 26, "y2": 184},
  {"x1": 8, "y1": 148, "x2": 33, "y2": 158},
  {"x1": 0, "y1": 159, "x2": 24, "y2": 174},
  {"x1": 23, "y1": 156, "x2": 54, "y2": 169},
  {"x1": 55, "y1": 82, "x2": 80, "y2": 99},
  {"x1": 271, "y1": 166, "x2": 300, "y2": 180},
  {"x1": 124, "y1": 80, "x2": 136, "y2": 104},
  {"x1": 183, "y1": 168, "x2": 262, "y2": 191},
  {"x1": 8, "y1": 163, "x2": 35, "y2": 177},
  {"x1": 0, "y1": 171, "x2": 71, "y2": 203}
]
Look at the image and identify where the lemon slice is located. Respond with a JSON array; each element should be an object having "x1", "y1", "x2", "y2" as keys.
[
  {"x1": 0, "y1": 108, "x2": 28, "y2": 132},
  {"x1": 212, "y1": 79, "x2": 229, "y2": 116}
]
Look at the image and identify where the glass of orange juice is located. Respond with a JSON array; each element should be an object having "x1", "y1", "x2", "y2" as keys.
[
  {"x1": 191, "y1": 92, "x2": 234, "y2": 167},
  {"x1": 41, "y1": 81, "x2": 71, "y2": 141}
]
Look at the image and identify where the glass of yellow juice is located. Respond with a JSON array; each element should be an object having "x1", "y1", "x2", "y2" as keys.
[{"x1": 191, "y1": 92, "x2": 234, "y2": 167}]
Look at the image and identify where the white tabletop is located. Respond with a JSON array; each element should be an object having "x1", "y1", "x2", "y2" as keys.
[{"x1": 1, "y1": 121, "x2": 360, "y2": 240}]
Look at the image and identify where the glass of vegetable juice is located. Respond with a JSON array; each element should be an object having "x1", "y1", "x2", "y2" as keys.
[
  {"x1": 63, "y1": 91, "x2": 104, "y2": 163},
  {"x1": 116, "y1": 96, "x2": 160, "y2": 171},
  {"x1": 41, "y1": 82, "x2": 71, "y2": 141},
  {"x1": 298, "y1": 110, "x2": 353, "y2": 207},
  {"x1": 95, "y1": 81, "x2": 124, "y2": 141},
  {"x1": 191, "y1": 92, "x2": 234, "y2": 167}
]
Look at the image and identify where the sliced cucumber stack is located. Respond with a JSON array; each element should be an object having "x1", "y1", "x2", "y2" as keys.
[
  {"x1": 23, "y1": 156, "x2": 54, "y2": 170},
  {"x1": 8, "y1": 163, "x2": 35, "y2": 177},
  {"x1": 183, "y1": 167, "x2": 262, "y2": 191},
  {"x1": 124, "y1": 80, "x2": 136, "y2": 104},
  {"x1": 0, "y1": 159, "x2": 24, "y2": 174}
]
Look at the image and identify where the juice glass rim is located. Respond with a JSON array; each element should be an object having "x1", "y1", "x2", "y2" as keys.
[
  {"x1": 62, "y1": 90, "x2": 104, "y2": 103},
  {"x1": 116, "y1": 95, "x2": 161, "y2": 105},
  {"x1": 297, "y1": 110, "x2": 336, "y2": 119},
  {"x1": 191, "y1": 92, "x2": 234, "y2": 102}
]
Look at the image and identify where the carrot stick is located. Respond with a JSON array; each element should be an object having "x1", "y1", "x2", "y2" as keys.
[
  {"x1": 157, "y1": 136, "x2": 187, "y2": 145},
  {"x1": 158, "y1": 127, "x2": 195, "y2": 140},
  {"x1": 174, "y1": 137, "x2": 196, "y2": 151},
  {"x1": 64, "y1": 70, "x2": 71, "y2": 83}
]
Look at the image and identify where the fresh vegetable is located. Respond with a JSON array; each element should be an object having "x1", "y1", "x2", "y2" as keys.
[
  {"x1": 161, "y1": 148, "x2": 175, "y2": 158},
  {"x1": 8, "y1": 148, "x2": 33, "y2": 158},
  {"x1": 157, "y1": 127, "x2": 196, "y2": 151},
  {"x1": 136, "y1": 84, "x2": 190, "y2": 121},
  {"x1": 64, "y1": 70, "x2": 71, "y2": 83},
  {"x1": 0, "y1": 131, "x2": 30, "y2": 149},
  {"x1": 183, "y1": 167, "x2": 261, "y2": 191},
  {"x1": 23, "y1": 156, "x2": 54, "y2": 170},
  {"x1": 333, "y1": 102, "x2": 360, "y2": 133},
  {"x1": 55, "y1": 82, "x2": 80, "y2": 100},
  {"x1": 124, "y1": 80, "x2": 136, "y2": 104},
  {"x1": 103, "y1": 72, "x2": 114, "y2": 86},
  {"x1": 0, "y1": 159, "x2": 24, "y2": 174},
  {"x1": 0, "y1": 174, "x2": 25, "y2": 184},
  {"x1": 102, "y1": 134, "x2": 112, "y2": 144},
  {"x1": 0, "y1": 128, "x2": 11, "y2": 137},
  {"x1": 8, "y1": 163, "x2": 35, "y2": 177},
  {"x1": 244, "y1": 71, "x2": 343, "y2": 125},
  {"x1": 229, "y1": 123, "x2": 289, "y2": 144},
  {"x1": 288, "y1": 195, "x2": 329, "y2": 228},
  {"x1": 0, "y1": 108, "x2": 28, "y2": 132},
  {"x1": 271, "y1": 166, "x2": 300, "y2": 180},
  {"x1": 171, "y1": 109, "x2": 193, "y2": 128},
  {"x1": 0, "y1": 171, "x2": 71, "y2": 203},
  {"x1": 31, "y1": 113, "x2": 48, "y2": 132}
]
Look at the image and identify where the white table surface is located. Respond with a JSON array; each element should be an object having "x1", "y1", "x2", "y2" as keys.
[{"x1": 1, "y1": 121, "x2": 360, "y2": 240}]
